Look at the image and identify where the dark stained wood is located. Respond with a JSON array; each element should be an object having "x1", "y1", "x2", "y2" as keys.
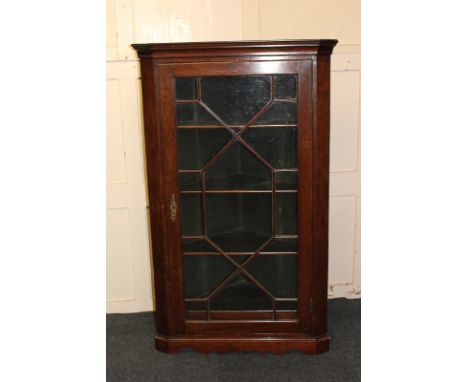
[
  {"x1": 133, "y1": 39, "x2": 337, "y2": 61},
  {"x1": 184, "y1": 319, "x2": 301, "y2": 335},
  {"x1": 311, "y1": 53, "x2": 332, "y2": 337},
  {"x1": 139, "y1": 58, "x2": 173, "y2": 334},
  {"x1": 133, "y1": 39, "x2": 337, "y2": 51},
  {"x1": 295, "y1": 59, "x2": 314, "y2": 332},
  {"x1": 133, "y1": 39, "x2": 337, "y2": 354},
  {"x1": 186, "y1": 310, "x2": 297, "y2": 321},
  {"x1": 155, "y1": 334, "x2": 330, "y2": 355}
]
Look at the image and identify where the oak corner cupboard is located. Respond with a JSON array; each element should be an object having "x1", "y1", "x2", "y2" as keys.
[{"x1": 132, "y1": 39, "x2": 338, "y2": 354}]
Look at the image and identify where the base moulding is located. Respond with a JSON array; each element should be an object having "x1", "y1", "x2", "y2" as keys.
[{"x1": 155, "y1": 334, "x2": 330, "y2": 354}]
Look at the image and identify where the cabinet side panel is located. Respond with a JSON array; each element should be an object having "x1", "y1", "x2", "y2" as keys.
[
  {"x1": 311, "y1": 54, "x2": 331, "y2": 336},
  {"x1": 139, "y1": 58, "x2": 174, "y2": 335},
  {"x1": 295, "y1": 60, "x2": 314, "y2": 331}
]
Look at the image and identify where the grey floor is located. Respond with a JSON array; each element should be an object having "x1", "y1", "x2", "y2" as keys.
[{"x1": 107, "y1": 298, "x2": 360, "y2": 382}]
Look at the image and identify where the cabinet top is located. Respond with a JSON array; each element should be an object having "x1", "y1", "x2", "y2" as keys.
[{"x1": 132, "y1": 39, "x2": 338, "y2": 58}]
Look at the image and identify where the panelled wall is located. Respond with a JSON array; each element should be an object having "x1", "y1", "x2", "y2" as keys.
[{"x1": 106, "y1": 0, "x2": 360, "y2": 313}]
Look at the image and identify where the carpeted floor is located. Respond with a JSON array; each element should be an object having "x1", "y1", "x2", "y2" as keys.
[{"x1": 107, "y1": 298, "x2": 360, "y2": 382}]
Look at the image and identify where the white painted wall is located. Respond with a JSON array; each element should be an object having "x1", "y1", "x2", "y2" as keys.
[{"x1": 106, "y1": 0, "x2": 360, "y2": 313}]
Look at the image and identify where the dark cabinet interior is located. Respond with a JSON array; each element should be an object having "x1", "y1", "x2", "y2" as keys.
[
  {"x1": 133, "y1": 39, "x2": 337, "y2": 354},
  {"x1": 177, "y1": 74, "x2": 298, "y2": 317}
]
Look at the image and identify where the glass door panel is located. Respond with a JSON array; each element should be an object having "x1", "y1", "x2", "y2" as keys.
[{"x1": 176, "y1": 74, "x2": 299, "y2": 320}]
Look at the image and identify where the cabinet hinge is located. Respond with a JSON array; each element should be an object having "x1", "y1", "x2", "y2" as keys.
[{"x1": 309, "y1": 299, "x2": 314, "y2": 313}]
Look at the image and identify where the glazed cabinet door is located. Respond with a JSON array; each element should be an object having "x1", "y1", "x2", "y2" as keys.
[{"x1": 157, "y1": 60, "x2": 315, "y2": 334}]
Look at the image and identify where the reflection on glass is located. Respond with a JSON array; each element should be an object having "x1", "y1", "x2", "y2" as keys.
[
  {"x1": 183, "y1": 255, "x2": 235, "y2": 298},
  {"x1": 206, "y1": 194, "x2": 271, "y2": 252},
  {"x1": 201, "y1": 76, "x2": 271, "y2": 124},
  {"x1": 177, "y1": 128, "x2": 231, "y2": 170},
  {"x1": 276, "y1": 193, "x2": 297, "y2": 235},
  {"x1": 255, "y1": 102, "x2": 297, "y2": 125},
  {"x1": 182, "y1": 239, "x2": 216, "y2": 253},
  {"x1": 178, "y1": 172, "x2": 200, "y2": 191},
  {"x1": 210, "y1": 274, "x2": 273, "y2": 310},
  {"x1": 262, "y1": 238, "x2": 297, "y2": 253},
  {"x1": 175, "y1": 78, "x2": 196, "y2": 100},
  {"x1": 274, "y1": 75, "x2": 297, "y2": 100},
  {"x1": 205, "y1": 142, "x2": 271, "y2": 190},
  {"x1": 275, "y1": 171, "x2": 297, "y2": 189},
  {"x1": 176, "y1": 74, "x2": 299, "y2": 318},
  {"x1": 176, "y1": 103, "x2": 220, "y2": 126},
  {"x1": 180, "y1": 194, "x2": 201, "y2": 236},
  {"x1": 242, "y1": 127, "x2": 297, "y2": 168},
  {"x1": 245, "y1": 255, "x2": 296, "y2": 297}
]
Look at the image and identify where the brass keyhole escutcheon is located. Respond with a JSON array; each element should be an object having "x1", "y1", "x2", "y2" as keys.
[{"x1": 169, "y1": 194, "x2": 177, "y2": 222}]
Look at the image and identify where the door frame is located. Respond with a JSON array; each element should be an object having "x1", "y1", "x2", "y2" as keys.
[{"x1": 147, "y1": 59, "x2": 319, "y2": 335}]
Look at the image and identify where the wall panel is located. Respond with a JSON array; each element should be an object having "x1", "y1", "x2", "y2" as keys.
[
  {"x1": 132, "y1": 0, "x2": 242, "y2": 43},
  {"x1": 106, "y1": 208, "x2": 135, "y2": 301},
  {"x1": 330, "y1": 70, "x2": 360, "y2": 173},
  {"x1": 329, "y1": 196, "x2": 357, "y2": 285},
  {"x1": 106, "y1": 60, "x2": 153, "y2": 313},
  {"x1": 106, "y1": 79, "x2": 127, "y2": 184},
  {"x1": 328, "y1": 45, "x2": 361, "y2": 298}
]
